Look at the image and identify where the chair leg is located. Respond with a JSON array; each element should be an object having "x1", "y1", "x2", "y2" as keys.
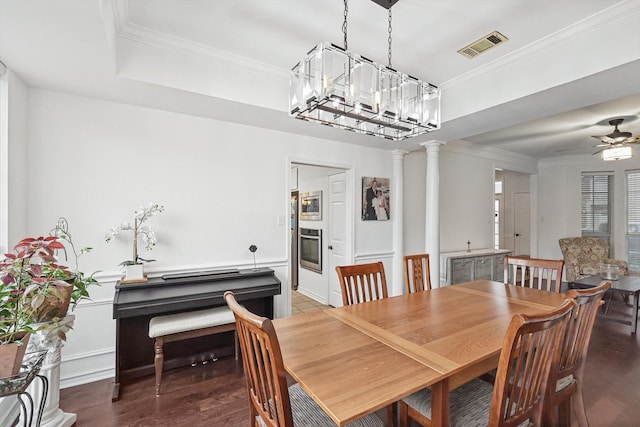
[
  {"x1": 573, "y1": 383, "x2": 589, "y2": 427},
  {"x1": 557, "y1": 399, "x2": 572, "y2": 427},
  {"x1": 399, "y1": 401, "x2": 409, "y2": 427},
  {"x1": 154, "y1": 337, "x2": 164, "y2": 396},
  {"x1": 234, "y1": 329, "x2": 239, "y2": 361},
  {"x1": 387, "y1": 403, "x2": 395, "y2": 427}
]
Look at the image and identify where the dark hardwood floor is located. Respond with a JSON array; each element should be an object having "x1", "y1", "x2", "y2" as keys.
[{"x1": 60, "y1": 297, "x2": 640, "y2": 426}]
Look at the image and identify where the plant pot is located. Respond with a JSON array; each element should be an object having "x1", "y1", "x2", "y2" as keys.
[
  {"x1": 32, "y1": 283, "x2": 74, "y2": 323},
  {"x1": 0, "y1": 332, "x2": 31, "y2": 378},
  {"x1": 123, "y1": 264, "x2": 146, "y2": 283}
]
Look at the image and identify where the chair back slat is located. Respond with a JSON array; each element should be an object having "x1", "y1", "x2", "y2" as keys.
[
  {"x1": 336, "y1": 262, "x2": 388, "y2": 306},
  {"x1": 404, "y1": 254, "x2": 432, "y2": 294},
  {"x1": 490, "y1": 299, "x2": 576, "y2": 427},
  {"x1": 504, "y1": 256, "x2": 564, "y2": 293},
  {"x1": 224, "y1": 292, "x2": 293, "y2": 427}
]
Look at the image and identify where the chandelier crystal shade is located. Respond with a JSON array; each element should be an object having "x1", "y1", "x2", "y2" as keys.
[
  {"x1": 289, "y1": 40, "x2": 441, "y2": 140},
  {"x1": 602, "y1": 145, "x2": 633, "y2": 161}
]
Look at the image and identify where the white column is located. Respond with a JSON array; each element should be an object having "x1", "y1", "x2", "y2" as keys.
[
  {"x1": 392, "y1": 149, "x2": 407, "y2": 296},
  {"x1": 26, "y1": 315, "x2": 77, "y2": 427},
  {"x1": 421, "y1": 140, "x2": 447, "y2": 288}
]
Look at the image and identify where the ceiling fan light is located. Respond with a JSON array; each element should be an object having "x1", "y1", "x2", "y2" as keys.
[{"x1": 602, "y1": 145, "x2": 633, "y2": 161}]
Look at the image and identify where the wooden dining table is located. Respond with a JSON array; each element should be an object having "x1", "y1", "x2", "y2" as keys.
[{"x1": 272, "y1": 280, "x2": 566, "y2": 427}]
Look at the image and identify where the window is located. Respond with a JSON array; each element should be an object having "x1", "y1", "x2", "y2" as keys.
[
  {"x1": 581, "y1": 173, "x2": 613, "y2": 251},
  {"x1": 626, "y1": 170, "x2": 640, "y2": 271},
  {"x1": 494, "y1": 180, "x2": 503, "y2": 195}
]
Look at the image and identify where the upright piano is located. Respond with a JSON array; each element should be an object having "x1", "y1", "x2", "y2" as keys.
[{"x1": 112, "y1": 267, "x2": 281, "y2": 400}]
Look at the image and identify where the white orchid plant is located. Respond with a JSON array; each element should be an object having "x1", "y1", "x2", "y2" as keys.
[{"x1": 106, "y1": 203, "x2": 164, "y2": 266}]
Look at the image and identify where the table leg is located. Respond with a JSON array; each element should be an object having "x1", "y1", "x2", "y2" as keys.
[
  {"x1": 430, "y1": 378, "x2": 450, "y2": 427},
  {"x1": 633, "y1": 292, "x2": 639, "y2": 335}
]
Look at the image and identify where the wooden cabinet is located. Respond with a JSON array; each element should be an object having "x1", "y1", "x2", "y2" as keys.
[{"x1": 440, "y1": 249, "x2": 511, "y2": 286}]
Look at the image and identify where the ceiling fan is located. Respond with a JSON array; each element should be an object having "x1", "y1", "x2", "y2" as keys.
[{"x1": 592, "y1": 118, "x2": 640, "y2": 147}]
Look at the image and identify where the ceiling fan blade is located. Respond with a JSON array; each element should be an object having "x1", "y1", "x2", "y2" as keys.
[
  {"x1": 592, "y1": 148, "x2": 606, "y2": 155},
  {"x1": 626, "y1": 136, "x2": 640, "y2": 144},
  {"x1": 592, "y1": 135, "x2": 616, "y2": 144}
]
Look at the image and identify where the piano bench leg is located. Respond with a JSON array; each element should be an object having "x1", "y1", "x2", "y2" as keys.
[{"x1": 154, "y1": 337, "x2": 164, "y2": 396}]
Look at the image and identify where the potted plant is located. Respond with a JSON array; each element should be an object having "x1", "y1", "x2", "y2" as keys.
[
  {"x1": 0, "y1": 220, "x2": 99, "y2": 377},
  {"x1": 0, "y1": 235, "x2": 69, "y2": 377},
  {"x1": 106, "y1": 203, "x2": 164, "y2": 282}
]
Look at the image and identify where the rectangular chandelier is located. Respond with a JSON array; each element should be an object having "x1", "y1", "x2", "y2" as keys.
[
  {"x1": 602, "y1": 145, "x2": 633, "y2": 161},
  {"x1": 289, "y1": 42, "x2": 441, "y2": 141}
]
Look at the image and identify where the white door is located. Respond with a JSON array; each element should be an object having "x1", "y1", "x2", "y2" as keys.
[
  {"x1": 328, "y1": 172, "x2": 347, "y2": 307},
  {"x1": 514, "y1": 192, "x2": 531, "y2": 255}
]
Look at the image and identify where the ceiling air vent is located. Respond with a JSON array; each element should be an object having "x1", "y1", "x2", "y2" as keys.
[{"x1": 457, "y1": 31, "x2": 509, "y2": 59}]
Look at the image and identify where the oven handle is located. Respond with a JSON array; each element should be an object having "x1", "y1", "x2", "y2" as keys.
[{"x1": 300, "y1": 234, "x2": 321, "y2": 240}]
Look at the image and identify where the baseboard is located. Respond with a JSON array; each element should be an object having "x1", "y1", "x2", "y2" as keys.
[{"x1": 60, "y1": 348, "x2": 115, "y2": 389}]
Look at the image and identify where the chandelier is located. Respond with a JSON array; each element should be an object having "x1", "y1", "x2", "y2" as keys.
[
  {"x1": 289, "y1": 0, "x2": 441, "y2": 141},
  {"x1": 602, "y1": 145, "x2": 633, "y2": 161}
]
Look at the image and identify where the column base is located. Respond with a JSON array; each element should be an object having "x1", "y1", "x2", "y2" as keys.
[{"x1": 39, "y1": 409, "x2": 76, "y2": 427}]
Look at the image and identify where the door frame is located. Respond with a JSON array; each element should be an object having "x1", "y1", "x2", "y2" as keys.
[{"x1": 284, "y1": 157, "x2": 354, "y2": 315}]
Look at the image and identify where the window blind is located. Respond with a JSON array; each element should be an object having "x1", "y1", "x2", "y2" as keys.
[
  {"x1": 626, "y1": 170, "x2": 640, "y2": 271},
  {"x1": 581, "y1": 173, "x2": 613, "y2": 252}
]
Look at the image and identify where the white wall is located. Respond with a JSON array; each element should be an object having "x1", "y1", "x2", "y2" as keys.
[
  {"x1": 10, "y1": 88, "x2": 394, "y2": 387},
  {"x1": 537, "y1": 154, "x2": 640, "y2": 261},
  {"x1": 403, "y1": 142, "x2": 538, "y2": 256}
]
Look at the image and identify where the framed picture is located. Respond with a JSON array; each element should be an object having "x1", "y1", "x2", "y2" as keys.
[{"x1": 362, "y1": 177, "x2": 390, "y2": 221}]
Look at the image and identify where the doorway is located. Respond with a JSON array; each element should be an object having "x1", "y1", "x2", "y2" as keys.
[
  {"x1": 495, "y1": 169, "x2": 531, "y2": 256},
  {"x1": 289, "y1": 163, "x2": 352, "y2": 313}
]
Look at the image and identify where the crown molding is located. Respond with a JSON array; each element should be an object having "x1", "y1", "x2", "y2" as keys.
[
  {"x1": 440, "y1": 0, "x2": 640, "y2": 90},
  {"x1": 111, "y1": 0, "x2": 289, "y2": 81},
  {"x1": 443, "y1": 140, "x2": 539, "y2": 173}
]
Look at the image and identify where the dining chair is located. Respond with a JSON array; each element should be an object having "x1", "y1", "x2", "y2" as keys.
[
  {"x1": 403, "y1": 254, "x2": 432, "y2": 294},
  {"x1": 544, "y1": 280, "x2": 611, "y2": 427},
  {"x1": 335, "y1": 262, "x2": 389, "y2": 306},
  {"x1": 399, "y1": 299, "x2": 576, "y2": 427},
  {"x1": 504, "y1": 255, "x2": 565, "y2": 292},
  {"x1": 224, "y1": 291, "x2": 384, "y2": 427}
]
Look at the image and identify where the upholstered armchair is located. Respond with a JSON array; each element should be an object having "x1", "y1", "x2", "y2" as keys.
[{"x1": 558, "y1": 237, "x2": 628, "y2": 282}]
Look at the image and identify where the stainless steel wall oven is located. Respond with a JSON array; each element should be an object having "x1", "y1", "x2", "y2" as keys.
[{"x1": 299, "y1": 228, "x2": 322, "y2": 273}]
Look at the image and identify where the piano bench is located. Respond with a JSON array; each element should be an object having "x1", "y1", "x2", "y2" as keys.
[{"x1": 148, "y1": 306, "x2": 238, "y2": 396}]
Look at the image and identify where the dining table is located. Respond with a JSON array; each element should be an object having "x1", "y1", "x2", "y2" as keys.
[{"x1": 272, "y1": 280, "x2": 567, "y2": 427}]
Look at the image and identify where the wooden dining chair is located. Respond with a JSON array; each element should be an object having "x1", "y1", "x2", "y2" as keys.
[
  {"x1": 224, "y1": 291, "x2": 384, "y2": 427},
  {"x1": 504, "y1": 255, "x2": 565, "y2": 292},
  {"x1": 335, "y1": 262, "x2": 389, "y2": 306},
  {"x1": 544, "y1": 280, "x2": 611, "y2": 427},
  {"x1": 399, "y1": 299, "x2": 576, "y2": 427},
  {"x1": 403, "y1": 254, "x2": 432, "y2": 294}
]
